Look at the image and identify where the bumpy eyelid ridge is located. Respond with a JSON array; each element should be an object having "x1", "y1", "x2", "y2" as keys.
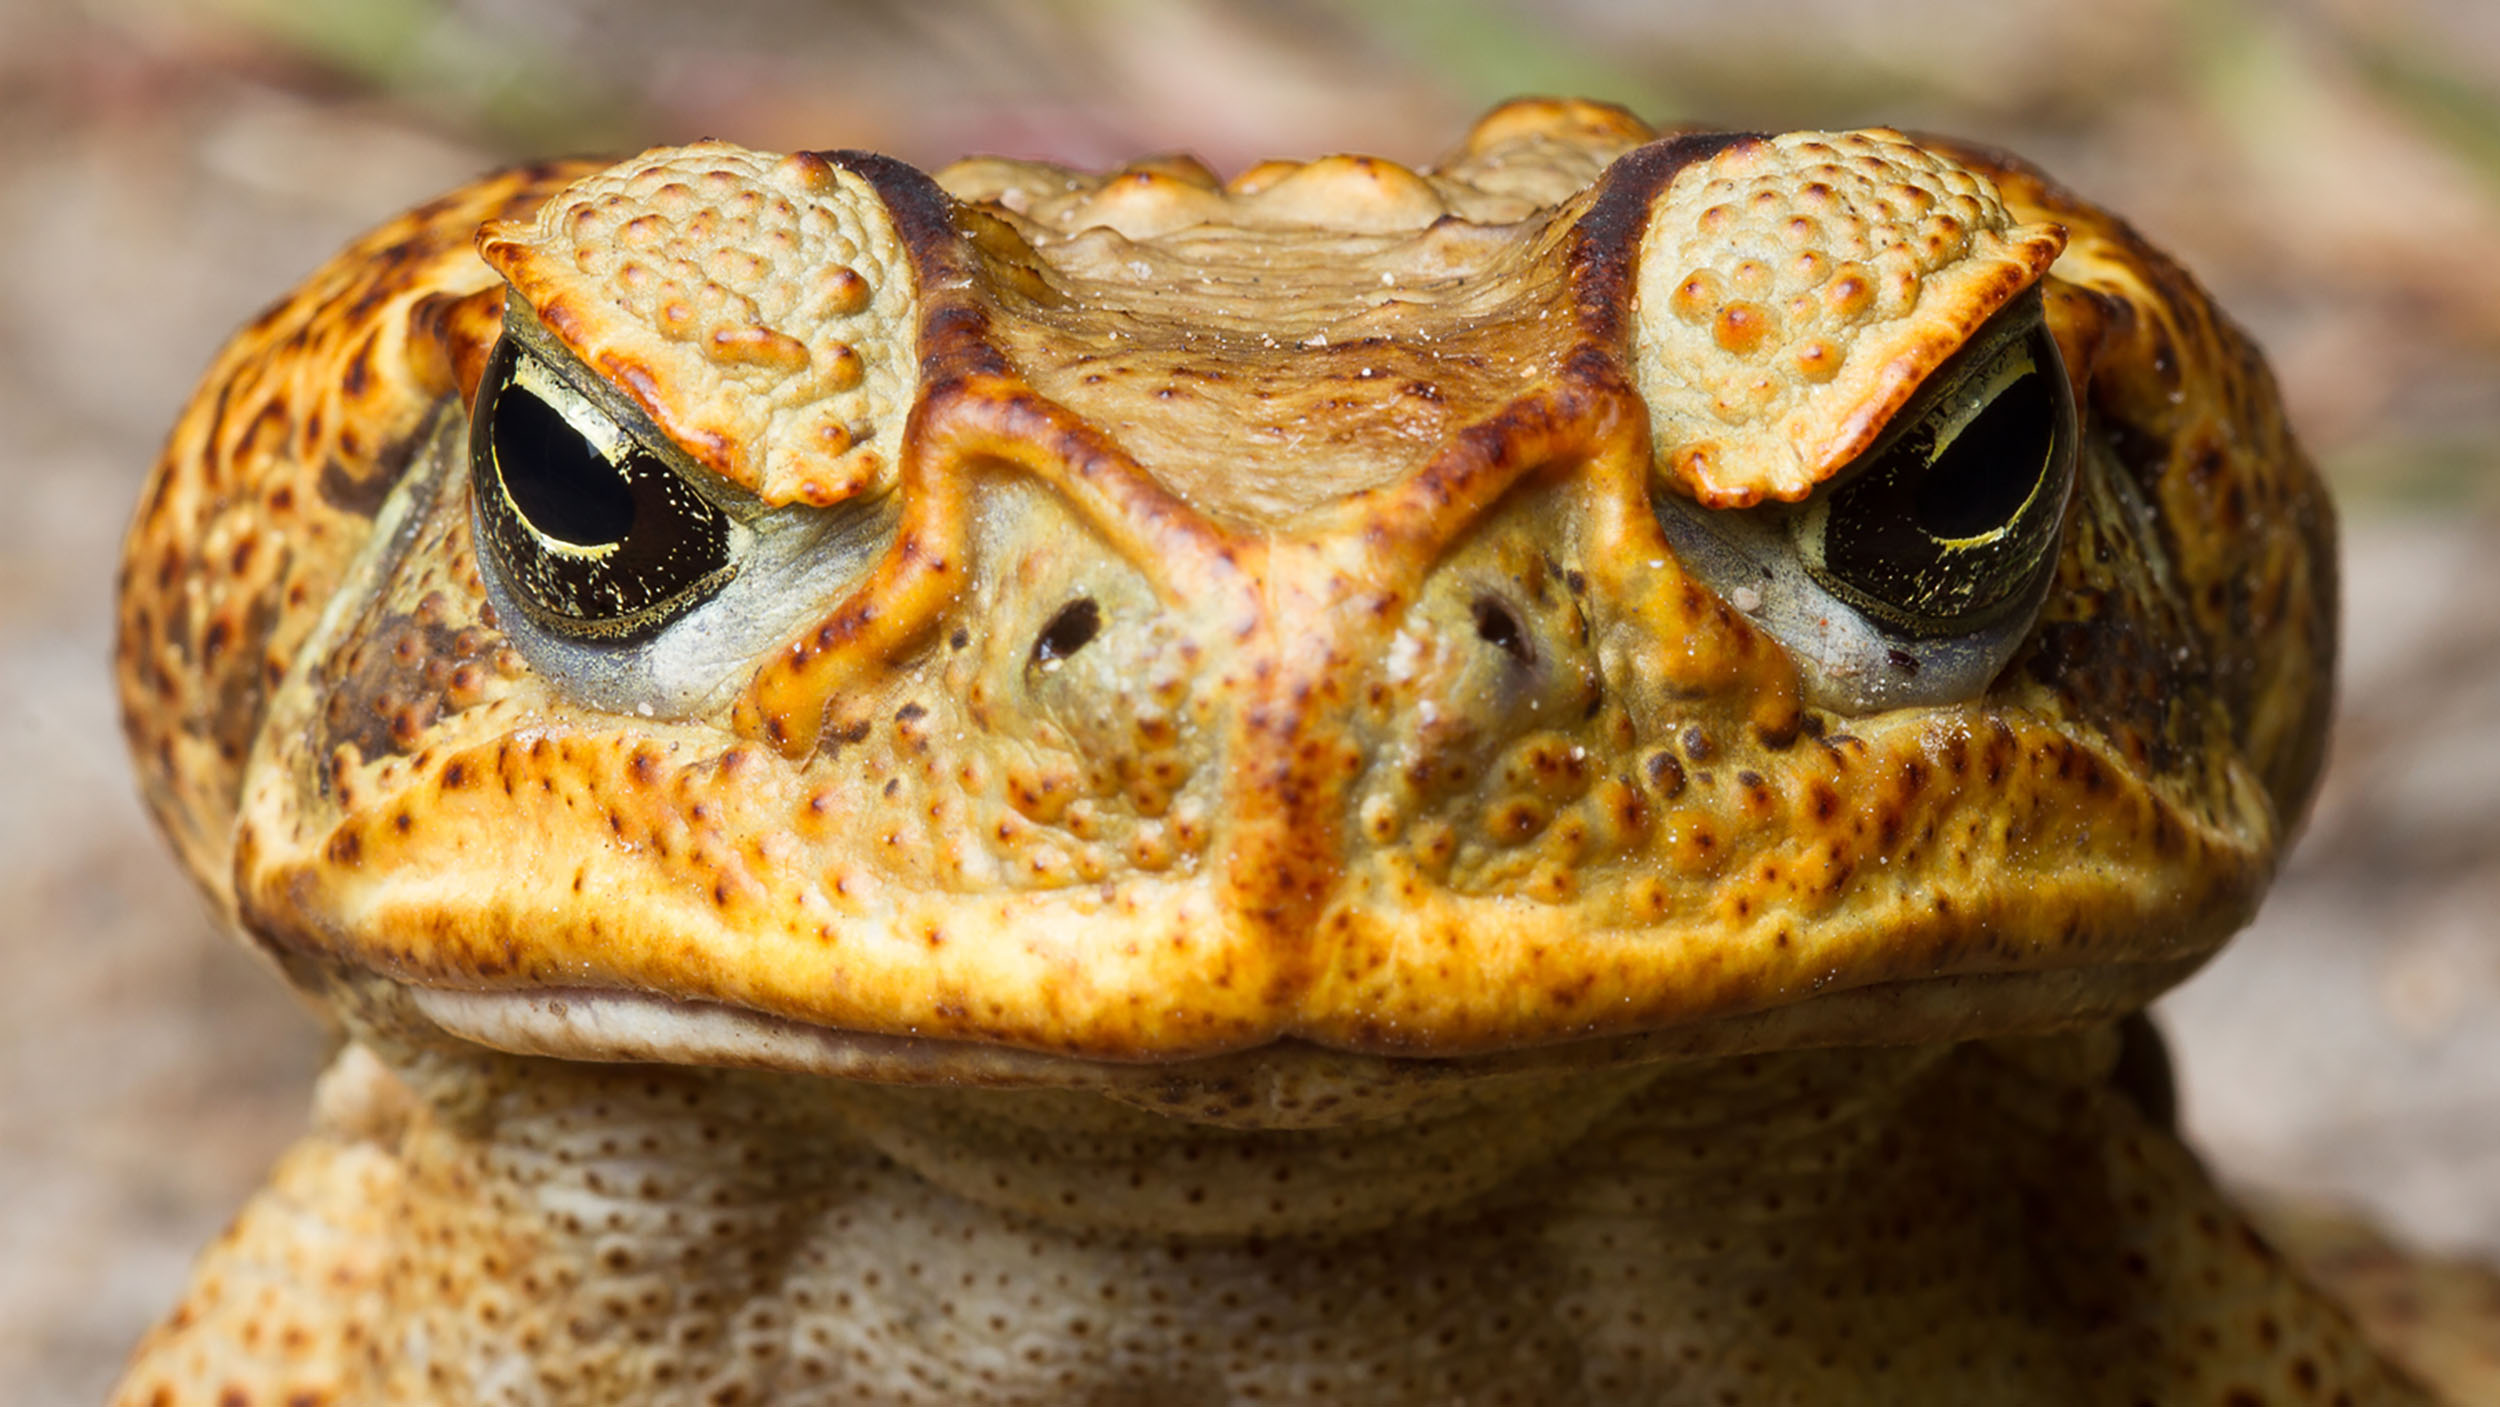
[
  {"x1": 491, "y1": 301, "x2": 776, "y2": 528},
  {"x1": 1628, "y1": 128, "x2": 2066, "y2": 510},
  {"x1": 475, "y1": 141, "x2": 922, "y2": 513}
]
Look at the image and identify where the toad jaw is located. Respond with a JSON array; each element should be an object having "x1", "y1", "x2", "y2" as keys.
[{"x1": 221, "y1": 123, "x2": 2306, "y2": 1086}]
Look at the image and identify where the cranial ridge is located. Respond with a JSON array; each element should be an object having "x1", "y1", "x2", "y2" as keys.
[
  {"x1": 477, "y1": 142, "x2": 919, "y2": 510},
  {"x1": 1634, "y1": 129, "x2": 2067, "y2": 508}
]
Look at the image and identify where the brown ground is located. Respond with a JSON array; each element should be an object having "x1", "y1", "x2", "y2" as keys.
[{"x1": 5, "y1": 1, "x2": 2497, "y2": 1401}]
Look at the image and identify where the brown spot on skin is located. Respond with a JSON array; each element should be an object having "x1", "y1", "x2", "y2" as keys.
[{"x1": 1805, "y1": 782, "x2": 1839, "y2": 821}]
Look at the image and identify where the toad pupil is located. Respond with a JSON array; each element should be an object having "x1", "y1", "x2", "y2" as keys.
[
  {"x1": 1907, "y1": 359, "x2": 2056, "y2": 541},
  {"x1": 489, "y1": 376, "x2": 636, "y2": 548}
]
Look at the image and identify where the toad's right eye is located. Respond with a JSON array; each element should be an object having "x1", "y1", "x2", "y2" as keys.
[{"x1": 469, "y1": 336, "x2": 736, "y2": 642}]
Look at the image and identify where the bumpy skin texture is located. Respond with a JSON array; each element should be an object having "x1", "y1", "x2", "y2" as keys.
[{"x1": 111, "y1": 100, "x2": 2472, "y2": 1403}]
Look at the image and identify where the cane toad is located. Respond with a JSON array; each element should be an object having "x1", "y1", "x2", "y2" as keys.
[{"x1": 111, "y1": 98, "x2": 2467, "y2": 1403}]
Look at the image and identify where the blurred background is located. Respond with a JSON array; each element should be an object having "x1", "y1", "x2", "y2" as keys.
[{"x1": 3, "y1": 0, "x2": 2496, "y2": 1399}]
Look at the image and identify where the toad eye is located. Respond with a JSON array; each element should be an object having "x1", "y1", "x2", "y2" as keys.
[
  {"x1": 470, "y1": 336, "x2": 736, "y2": 641},
  {"x1": 1792, "y1": 303, "x2": 2077, "y2": 637}
]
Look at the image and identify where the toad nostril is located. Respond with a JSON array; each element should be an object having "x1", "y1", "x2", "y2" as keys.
[
  {"x1": 1031, "y1": 598, "x2": 1101, "y2": 670},
  {"x1": 1471, "y1": 594, "x2": 1535, "y2": 667}
]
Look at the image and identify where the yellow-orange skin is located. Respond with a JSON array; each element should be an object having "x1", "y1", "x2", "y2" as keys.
[
  {"x1": 119, "y1": 106, "x2": 2325, "y2": 1065},
  {"x1": 110, "y1": 101, "x2": 2482, "y2": 1405}
]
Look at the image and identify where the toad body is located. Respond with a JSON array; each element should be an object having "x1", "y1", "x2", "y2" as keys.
[{"x1": 113, "y1": 99, "x2": 2456, "y2": 1404}]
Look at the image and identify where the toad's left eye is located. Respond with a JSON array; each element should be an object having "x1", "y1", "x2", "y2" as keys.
[
  {"x1": 470, "y1": 336, "x2": 736, "y2": 642},
  {"x1": 1792, "y1": 303, "x2": 2077, "y2": 637}
]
